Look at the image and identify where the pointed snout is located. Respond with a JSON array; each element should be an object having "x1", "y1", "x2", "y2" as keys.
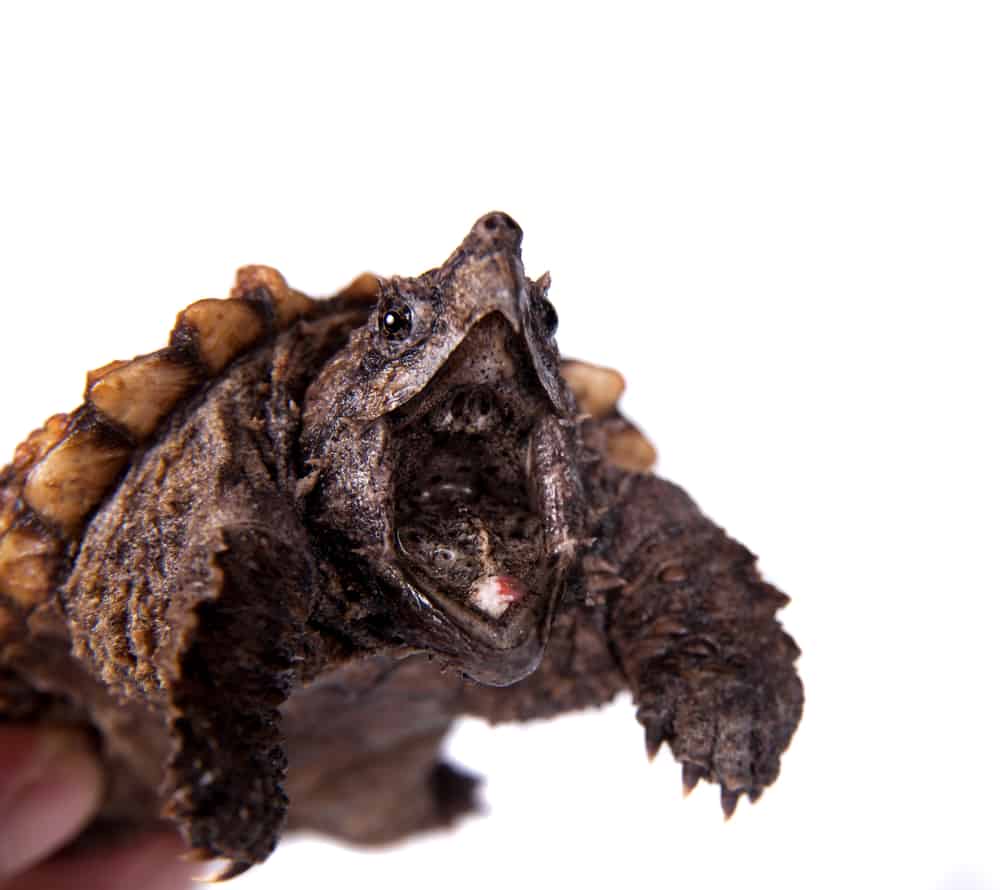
[
  {"x1": 446, "y1": 212, "x2": 571, "y2": 418},
  {"x1": 469, "y1": 211, "x2": 523, "y2": 255},
  {"x1": 437, "y1": 212, "x2": 528, "y2": 334}
]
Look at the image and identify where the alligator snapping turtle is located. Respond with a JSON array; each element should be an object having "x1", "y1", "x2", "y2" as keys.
[{"x1": 0, "y1": 213, "x2": 803, "y2": 878}]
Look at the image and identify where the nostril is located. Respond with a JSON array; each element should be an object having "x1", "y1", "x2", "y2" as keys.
[
  {"x1": 477, "y1": 212, "x2": 522, "y2": 243},
  {"x1": 483, "y1": 212, "x2": 516, "y2": 231}
]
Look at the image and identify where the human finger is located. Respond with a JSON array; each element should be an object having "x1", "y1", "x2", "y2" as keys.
[
  {"x1": 1, "y1": 831, "x2": 210, "y2": 890},
  {"x1": 0, "y1": 726, "x2": 103, "y2": 879}
]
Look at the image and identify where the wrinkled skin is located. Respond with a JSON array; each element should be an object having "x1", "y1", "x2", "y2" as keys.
[
  {"x1": 0, "y1": 213, "x2": 803, "y2": 878},
  {"x1": 300, "y1": 214, "x2": 584, "y2": 686}
]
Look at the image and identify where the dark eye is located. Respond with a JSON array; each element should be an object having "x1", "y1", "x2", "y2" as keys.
[
  {"x1": 540, "y1": 299, "x2": 558, "y2": 337},
  {"x1": 380, "y1": 305, "x2": 412, "y2": 340}
]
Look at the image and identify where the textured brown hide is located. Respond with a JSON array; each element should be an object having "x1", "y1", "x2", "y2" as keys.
[{"x1": 0, "y1": 214, "x2": 802, "y2": 878}]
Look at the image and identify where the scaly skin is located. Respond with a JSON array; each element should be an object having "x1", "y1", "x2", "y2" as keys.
[
  {"x1": 462, "y1": 425, "x2": 803, "y2": 812},
  {"x1": 0, "y1": 214, "x2": 802, "y2": 877}
]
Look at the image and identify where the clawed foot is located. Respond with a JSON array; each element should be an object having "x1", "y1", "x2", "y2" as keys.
[
  {"x1": 640, "y1": 662, "x2": 803, "y2": 820},
  {"x1": 646, "y1": 722, "x2": 765, "y2": 819},
  {"x1": 645, "y1": 720, "x2": 770, "y2": 820},
  {"x1": 677, "y1": 760, "x2": 761, "y2": 818},
  {"x1": 188, "y1": 856, "x2": 252, "y2": 883}
]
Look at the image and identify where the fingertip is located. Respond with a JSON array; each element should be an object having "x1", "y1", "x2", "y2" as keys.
[
  {"x1": 3, "y1": 831, "x2": 211, "y2": 890},
  {"x1": 0, "y1": 729, "x2": 103, "y2": 878}
]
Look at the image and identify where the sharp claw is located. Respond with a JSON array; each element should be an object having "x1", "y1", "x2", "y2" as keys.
[
  {"x1": 748, "y1": 787, "x2": 763, "y2": 804},
  {"x1": 217, "y1": 861, "x2": 253, "y2": 882},
  {"x1": 720, "y1": 787, "x2": 742, "y2": 820},
  {"x1": 682, "y1": 762, "x2": 706, "y2": 797},
  {"x1": 181, "y1": 849, "x2": 216, "y2": 863},
  {"x1": 645, "y1": 724, "x2": 664, "y2": 761},
  {"x1": 193, "y1": 860, "x2": 253, "y2": 883}
]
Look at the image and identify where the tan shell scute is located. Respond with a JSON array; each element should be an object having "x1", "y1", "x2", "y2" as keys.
[
  {"x1": 23, "y1": 428, "x2": 131, "y2": 530},
  {"x1": 561, "y1": 359, "x2": 656, "y2": 473},
  {"x1": 3, "y1": 264, "x2": 321, "y2": 543},
  {"x1": 177, "y1": 299, "x2": 266, "y2": 376},
  {"x1": 0, "y1": 414, "x2": 71, "y2": 537},
  {"x1": 86, "y1": 360, "x2": 130, "y2": 391},
  {"x1": 336, "y1": 272, "x2": 381, "y2": 302},
  {"x1": 561, "y1": 359, "x2": 626, "y2": 419},
  {"x1": 0, "y1": 526, "x2": 62, "y2": 608},
  {"x1": 10, "y1": 414, "x2": 72, "y2": 475},
  {"x1": 606, "y1": 425, "x2": 657, "y2": 473},
  {"x1": 233, "y1": 265, "x2": 313, "y2": 327},
  {"x1": 0, "y1": 262, "x2": 333, "y2": 613},
  {"x1": 0, "y1": 488, "x2": 16, "y2": 539},
  {"x1": 88, "y1": 353, "x2": 204, "y2": 439}
]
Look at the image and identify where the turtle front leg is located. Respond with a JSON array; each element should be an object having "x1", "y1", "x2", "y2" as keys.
[
  {"x1": 54, "y1": 491, "x2": 328, "y2": 878},
  {"x1": 601, "y1": 470, "x2": 803, "y2": 816},
  {"x1": 151, "y1": 514, "x2": 325, "y2": 876}
]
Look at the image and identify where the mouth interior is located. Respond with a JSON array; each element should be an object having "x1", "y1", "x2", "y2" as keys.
[
  {"x1": 391, "y1": 319, "x2": 549, "y2": 621},
  {"x1": 395, "y1": 427, "x2": 542, "y2": 616}
]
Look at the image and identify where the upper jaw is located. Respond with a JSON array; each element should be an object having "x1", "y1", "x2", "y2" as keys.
[{"x1": 374, "y1": 305, "x2": 585, "y2": 684}]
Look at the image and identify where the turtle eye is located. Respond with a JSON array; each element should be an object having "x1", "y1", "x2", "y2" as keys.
[
  {"x1": 380, "y1": 305, "x2": 412, "y2": 340},
  {"x1": 540, "y1": 299, "x2": 558, "y2": 338}
]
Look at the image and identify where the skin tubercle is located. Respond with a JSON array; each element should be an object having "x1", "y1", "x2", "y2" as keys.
[{"x1": 0, "y1": 214, "x2": 801, "y2": 873}]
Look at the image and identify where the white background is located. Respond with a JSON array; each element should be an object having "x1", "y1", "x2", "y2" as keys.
[{"x1": 1, "y1": 3, "x2": 998, "y2": 888}]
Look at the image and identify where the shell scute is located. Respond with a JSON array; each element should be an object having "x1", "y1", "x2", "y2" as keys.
[
  {"x1": 23, "y1": 426, "x2": 132, "y2": 530},
  {"x1": 561, "y1": 359, "x2": 656, "y2": 473},
  {"x1": 0, "y1": 487, "x2": 16, "y2": 537},
  {"x1": 233, "y1": 265, "x2": 313, "y2": 326},
  {"x1": 605, "y1": 424, "x2": 657, "y2": 473},
  {"x1": 0, "y1": 263, "x2": 336, "y2": 601},
  {"x1": 86, "y1": 360, "x2": 130, "y2": 390},
  {"x1": 1, "y1": 414, "x2": 73, "y2": 536},
  {"x1": 0, "y1": 526, "x2": 62, "y2": 608},
  {"x1": 88, "y1": 352, "x2": 204, "y2": 440},
  {"x1": 561, "y1": 359, "x2": 626, "y2": 420},
  {"x1": 336, "y1": 272, "x2": 381, "y2": 302},
  {"x1": 11, "y1": 414, "x2": 72, "y2": 473},
  {"x1": 177, "y1": 299, "x2": 266, "y2": 375}
]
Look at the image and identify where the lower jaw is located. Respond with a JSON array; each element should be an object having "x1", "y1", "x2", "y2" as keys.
[
  {"x1": 392, "y1": 560, "x2": 555, "y2": 687},
  {"x1": 460, "y1": 635, "x2": 546, "y2": 687},
  {"x1": 387, "y1": 419, "x2": 579, "y2": 684}
]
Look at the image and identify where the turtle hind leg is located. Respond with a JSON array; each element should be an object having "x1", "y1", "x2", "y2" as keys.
[
  {"x1": 286, "y1": 729, "x2": 482, "y2": 846},
  {"x1": 428, "y1": 760, "x2": 481, "y2": 828}
]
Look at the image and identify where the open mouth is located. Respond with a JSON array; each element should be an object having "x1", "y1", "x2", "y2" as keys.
[
  {"x1": 387, "y1": 313, "x2": 571, "y2": 645},
  {"x1": 394, "y1": 416, "x2": 545, "y2": 622}
]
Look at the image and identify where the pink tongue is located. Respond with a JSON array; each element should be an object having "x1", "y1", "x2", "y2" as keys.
[{"x1": 469, "y1": 574, "x2": 526, "y2": 618}]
